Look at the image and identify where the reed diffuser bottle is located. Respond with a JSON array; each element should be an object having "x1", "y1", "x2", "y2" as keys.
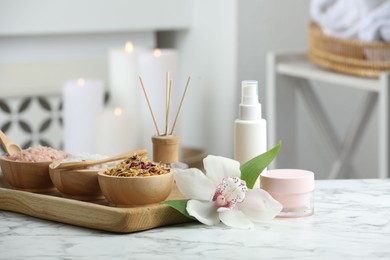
[
  {"x1": 234, "y1": 80, "x2": 267, "y2": 167},
  {"x1": 139, "y1": 73, "x2": 191, "y2": 167}
]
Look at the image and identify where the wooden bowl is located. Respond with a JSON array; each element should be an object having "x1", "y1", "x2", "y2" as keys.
[
  {"x1": 49, "y1": 165, "x2": 104, "y2": 201},
  {"x1": 0, "y1": 156, "x2": 54, "y2": 192},
  {"x1": 97, "y1": 171, "x2": 174, "y2": 206}
]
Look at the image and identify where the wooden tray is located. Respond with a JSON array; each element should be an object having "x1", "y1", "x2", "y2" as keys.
[{"x1": 0, "y1": 174, "x2": 192, "y2": 233}]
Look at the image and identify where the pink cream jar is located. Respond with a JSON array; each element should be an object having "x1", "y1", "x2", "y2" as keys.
[{"x1": 260, "y1": 169, "x2": 314, "y2": 218}]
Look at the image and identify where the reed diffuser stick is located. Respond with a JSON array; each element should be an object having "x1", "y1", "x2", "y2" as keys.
[
  {"x1": 165, "y1": 72, "x2": 170, "y2": 136},
  {"x1": 139, "y1": 76, "x2": 161, "y2": 135},
  {"x1": 166, "y1": 79, "x2": 173, "y2": 136},
  {"x1": 170, "y1": 76, "x2": 191, "y2": 135}
]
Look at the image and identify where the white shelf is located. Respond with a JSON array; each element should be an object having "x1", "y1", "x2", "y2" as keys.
[
  {"x1": 267, "y1": 52, "x2": 390, "y2": 179},
  {"x1": 0, "y1": 0, "x2": 191, "y2": 36},
  {"x1": 276, "y1": 57, "x2": 380, "y2": 92}
]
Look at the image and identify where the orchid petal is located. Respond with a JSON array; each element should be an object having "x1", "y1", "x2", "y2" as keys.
[
  {"x1": 187, "y1": 200, "x2": 220, "y2": 226},
  {"x1": 173, "y1": 168, "x2": 215, "y2": 201},
  {"x1": 239, "y1": 189, "x2": 282, "y2": 222},
  {"x1": 219, "y1": 209, "x2": 254, "y2": 230},
  {"x1": 203, "y1": 155, "x2": 241, "y2": 186}
]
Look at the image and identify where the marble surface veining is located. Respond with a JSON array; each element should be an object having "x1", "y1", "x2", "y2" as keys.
[{"x1": 1, "y1": 179, "x2": 390, "y2": 259}]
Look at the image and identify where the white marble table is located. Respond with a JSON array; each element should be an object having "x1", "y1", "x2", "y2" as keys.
[{"x1": 1, "y1": 179, "x2": 390, "y2": 259}]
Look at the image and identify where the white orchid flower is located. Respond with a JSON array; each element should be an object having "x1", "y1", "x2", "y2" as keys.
[{"x1": 173, "y1": 155, "x2": 283, "y2": 229}]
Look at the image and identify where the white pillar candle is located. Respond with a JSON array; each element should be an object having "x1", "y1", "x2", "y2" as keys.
[
  {"x1": 137, "y1": 48, "x2": 178, "y2": 153},
  {"x1": 62, "y1": 78, "x2": 104, "y2": 154},
  {"x1": 95, "y1": 107, "x2": 136, "y2": 156},
  {"x1": 108, "y1": 41, "x2": 139, "y2": 113}
]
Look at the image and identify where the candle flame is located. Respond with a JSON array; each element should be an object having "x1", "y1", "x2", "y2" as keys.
[
  {"x1": 125, "y1": 41, "x2": 134, "y2": 53},
  {"x1": 77, "y1": 78, "x2": 85, "y2": 87},
  {"x1": 114, "y1": 107, "x2": 122, "y2": 116},
  {"x1": 153, "y1": 48, "x2": 162, "y2": 58}
]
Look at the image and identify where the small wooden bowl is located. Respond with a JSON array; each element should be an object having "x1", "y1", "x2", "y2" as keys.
[
  {"x1": 0, "y1": 156, "x2": 54, "y2": 192},
  {"x1": 97, "y1": 171, "x2": 174, "y2": 206},
  {"x1": 49, "y1": 165, "x2": 104, "y2": 201}
]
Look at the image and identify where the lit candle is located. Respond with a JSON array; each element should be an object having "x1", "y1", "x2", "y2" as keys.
[
  {"x1": 62, "y1": 78, "x2": 104, "y2": 154},
  {"x1": 137, "y1": 48, "x2": 178, "y2": 153},
  {"x1": 108, "y1": 41, "x2": 139, "y2": 112},
  {"x1": 95, "y1": 107, "x2": 137, "y2": 156}
]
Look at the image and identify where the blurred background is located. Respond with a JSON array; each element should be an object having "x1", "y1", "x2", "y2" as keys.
[{"x1": 0, "y1": 0, "x2": 387, "y2": 179}]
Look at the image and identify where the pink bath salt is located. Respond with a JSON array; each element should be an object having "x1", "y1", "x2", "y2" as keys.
[{"x1": 7, "y1": 145, "x2": 70, "y2": 162}]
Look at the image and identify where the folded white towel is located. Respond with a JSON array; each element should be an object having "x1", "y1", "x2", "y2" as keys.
[
  {"x1": 310, "y1": 0, "x2": 337, "y2": 26},
  {"x1": 358, "y1": 1, "x2": 390, "y2": 42},
  {"x1": 310, "y1": 0, "x2": 387, "y2": 39}
]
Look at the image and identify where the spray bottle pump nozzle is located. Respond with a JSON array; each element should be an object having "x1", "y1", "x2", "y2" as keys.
[
  {"x1": 239, "y1": 80, "x2": 261, "y2": 120},
  {"x1": 241, "y1": 80, "x2": 258, "y2": 105}
]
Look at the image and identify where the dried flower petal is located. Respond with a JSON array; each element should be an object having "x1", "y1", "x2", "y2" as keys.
[{"x1": 104, "y1": 154, "x2": 169, "y2": 177}]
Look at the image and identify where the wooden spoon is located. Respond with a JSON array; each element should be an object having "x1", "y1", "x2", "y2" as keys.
[
  {"x1": 51, "y1": 148, "x2": 148, "y2": 170},
  {"x1": 0, "y1": 130, "x2": 22, "y2": 156}
]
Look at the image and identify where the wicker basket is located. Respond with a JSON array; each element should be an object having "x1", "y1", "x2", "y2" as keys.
[{"x1": 307, "y1": 22, "x2": 390, "y2": 78}]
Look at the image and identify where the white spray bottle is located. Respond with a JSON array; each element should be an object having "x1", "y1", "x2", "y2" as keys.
[{"x1": 234, "y1": 80, "x2": 267, "y2": 182}]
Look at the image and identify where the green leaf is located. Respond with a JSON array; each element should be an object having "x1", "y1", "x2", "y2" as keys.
[
  {"x1": 240, "y1": 141, "x2": 282, "y2": 189},
  {"x1": 160, "y1": 199, "x2": 196, "y2": 220}
]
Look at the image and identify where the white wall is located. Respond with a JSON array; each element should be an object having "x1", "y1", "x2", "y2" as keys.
[
  {"x1": 237, "y1": 0, "x2": 311, "y2": 104},
  {"x1": 170, "y1": 0, "x2": 238, "y2": 157}
]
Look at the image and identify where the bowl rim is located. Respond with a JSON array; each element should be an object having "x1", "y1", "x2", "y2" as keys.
[
  {"x1": 97, "y1": 170, "x2": 173, "y2": 179},
  {"x1": 48, "y1": 163, "x2": 107, "y2": 173},
  {"x1": 0, "y1": 155, "x2": 54, "y2": 165}
]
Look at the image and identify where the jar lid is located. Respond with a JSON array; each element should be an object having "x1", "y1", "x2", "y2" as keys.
[{"x1": 260, "y1": 169, "x2": 315, "y2": 194}]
